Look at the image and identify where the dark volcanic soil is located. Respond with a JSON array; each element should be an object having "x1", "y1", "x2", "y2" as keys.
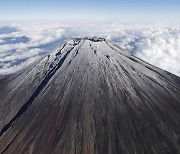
[{"x1": 0, "y1": 37, "x2": 180, "y2": 154}]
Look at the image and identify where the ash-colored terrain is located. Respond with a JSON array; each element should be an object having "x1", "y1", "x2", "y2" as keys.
[{"x1": 0, "y1": 37, "x2": 180, "y2": 154}]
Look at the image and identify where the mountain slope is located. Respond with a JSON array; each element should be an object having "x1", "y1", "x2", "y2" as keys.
[{"x1": 0, "y1": 37, "x2": 180, "y2": 154}]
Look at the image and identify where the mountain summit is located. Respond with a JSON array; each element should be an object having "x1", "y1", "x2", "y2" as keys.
[{"x1": 0, "y1": 37, "x2": 180, "y2": 154}]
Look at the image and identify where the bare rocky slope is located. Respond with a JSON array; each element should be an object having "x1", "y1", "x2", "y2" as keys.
[{"x1": 0, "y1": 37, "x2": 180, "y2": 154}]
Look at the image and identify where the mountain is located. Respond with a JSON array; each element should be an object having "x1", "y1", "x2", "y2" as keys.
[{"x1": 0, "y1": 37, "x2": 180, "y2": 154}]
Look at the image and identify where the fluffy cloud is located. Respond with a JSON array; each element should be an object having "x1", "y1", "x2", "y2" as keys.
[
  {"x1": 0, "y1": 39, "x2": 4, "y2": 43},
  {"x1": 0, "y1": 22, "x2": 66, "y2": 74},
  {"x1": 0, "y1": 21, "x2": 180, "y2": 76},
  {"x1": 106, "y1": 22, "x2": 180, "y2": 76}
]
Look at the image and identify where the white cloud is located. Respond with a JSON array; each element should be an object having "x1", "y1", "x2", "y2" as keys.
[
  {"x1": 0, "y1": 39, "x2": 4, "y2": 43},
  {"x1": 107, "y1": 22, "x2": 180, "y2": 76},
  {"x1": 0, "y1": 22, "x2": 66, "y2": 74},
  {"x1": 0, "y1": 48, "x2": 43, "y2": 62},
  {"x1": 0, "y1": 55, "x2": 41, "y2": 74},
  {"x1": 0, "y1": 23, "x2": 65, "y2": 53},
  {"x1": 0, "y1": 20, "x2": 180, "y2": 76}
]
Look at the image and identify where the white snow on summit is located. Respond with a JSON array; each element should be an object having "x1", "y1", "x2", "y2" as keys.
[{"x1": 0, "y1": 21, "x2": 180, "y2": 76}]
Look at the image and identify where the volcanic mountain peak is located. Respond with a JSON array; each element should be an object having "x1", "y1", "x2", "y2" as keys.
[
  {"x1": 0, "y1": 38, "x2": 180, "y2": 154},
  {"x1": 73, "y1": 37, "x2": 106, "y2": 42}
]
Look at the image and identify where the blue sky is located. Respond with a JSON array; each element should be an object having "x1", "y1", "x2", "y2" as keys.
[{"x1": 0, "y1": 0, "x2": 180, "y2": 20}]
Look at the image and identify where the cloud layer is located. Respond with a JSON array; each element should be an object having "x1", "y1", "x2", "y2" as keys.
[
  {"x1": 106, "y1": 22, "x2": 180, "y2": 76},
  {"x1": 0, "y1": 21, "x2": 180, "y2": 76}
]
